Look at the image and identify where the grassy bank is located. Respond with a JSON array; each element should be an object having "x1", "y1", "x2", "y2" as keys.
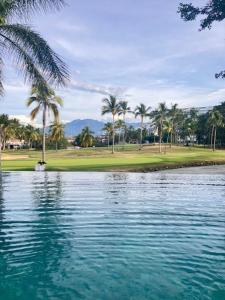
[{"x1": 2, "y1": 145, "x2": 225, "y2": 172}]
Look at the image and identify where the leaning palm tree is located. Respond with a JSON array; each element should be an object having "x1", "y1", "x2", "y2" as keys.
[
  {"x1": 49, "y1": 121, "x2": 64, "y2": 151},
  {"x1": 80, "y1": 126, "x2": 94, "y2": 148},
  {"x1": 101, "y1": 95, "x2": 121, "y2": 153},
  {"x1": 27, "y1": 83, "x2": 63, "y2": 162},
  {"x1": 0, "y1": 0, "x2": 69, "y2": 95},
  {"x1": 118, "y1": 101, "x2": 132, "y2": 145},
  {"x1": 134, "y1": 103, "x2": 151, "y2": 150},
  {"x1": 152, "y1": 103, "x2": 168, "y2": 153},
  {"x1": 103, "y1": 122, "x2": 113, "y2": 148},
  {"x1": 208, "y1": 110, "x2": 223, "y2": 151}
]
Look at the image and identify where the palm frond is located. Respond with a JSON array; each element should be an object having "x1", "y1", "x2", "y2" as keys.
[
  {"x1": 0, "y1": 31, "x2": 48, "y2": 86},
  {"x1": 3, "y1": 0, "x2": 66, "y2": 19},
  {"x1": 49, "y1": 103, "x2": 59, "y2": 121},
  {"x1": 27, "y1": 96, "x2": 38, "y2": 106},
  {"x1": 30, "y1": 104, "x2": 41, "y2": 120},
  {"x1": 0, "y1": 24, "x2": 69, "y2": 86}
]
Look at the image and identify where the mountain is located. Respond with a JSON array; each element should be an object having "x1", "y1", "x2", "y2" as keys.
[
  {"x1": 64, "y1": 119, "x2": 141, "y2": 137},
  {"x1": 64, "y1": 119, "x2": 105, "y2": 136}
]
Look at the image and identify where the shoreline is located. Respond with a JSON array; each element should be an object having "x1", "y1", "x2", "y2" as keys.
[
  {"x1": 129, "y1": 161, "x2": 225, "y2": 173},
  {"x1": 1, "y1": 160, "x2": 225, "y2": 173}
]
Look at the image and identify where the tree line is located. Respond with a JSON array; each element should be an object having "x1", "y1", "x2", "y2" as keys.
[{"x1": 101, "y1": 96, "x2": 225, "y2": 153}]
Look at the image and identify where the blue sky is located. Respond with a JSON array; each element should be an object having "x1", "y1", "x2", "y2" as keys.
[{"x1": 1, "y1": 0, "x2": 225, "y2": 124}]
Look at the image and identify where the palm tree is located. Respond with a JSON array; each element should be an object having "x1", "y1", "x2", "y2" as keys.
[
  {"x1": 152, "y1": 102, "x2": 168, "y2": 153},
  {"x1": 101, "y1": 95, "x2": 121, "y2": 154},
  {"x1": 80, "y1": 126, "x2": 94, "y2": 148},
  {"x1": 134, "y1": 103, "x2": 151, "y2": 150},
  {"x1": 49, "y1": 122, "x2": 64, "y2": 151},
  {"x1": 208, "y1": 110, "x2": 223, "y2": 151},
  {"x1": 115, "y1": 119, "x2": 125, "y2": 145},
  {"x1": 168, "y1": 103, "x2": 180, "y2": 147},
  {"x1": 0, "y1": 0, "x2": 68, "y2": 95},
  {"x1": 118, "y1": 101, "x2": 132, "y2": 145},
  {"x1": 164, "y1": 119, "x2": 173, "y2": 153},
  {"x1": 27, "y1": 84, "x2": 63, "y2": 162},
  {"x1": 103, "y1": 122, "x2": 113, "y2": 148},
  {"x1": 24, "y1": 125, "x2": 40, "y2": 149}
]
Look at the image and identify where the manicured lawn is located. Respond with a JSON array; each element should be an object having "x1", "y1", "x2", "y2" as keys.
[{"x1": 2, "y1": 145, "x2": 225, "y2": 172}]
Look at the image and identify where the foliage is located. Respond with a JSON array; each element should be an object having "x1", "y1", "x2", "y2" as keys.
[
  {"x1": 0, "y1": 0, "x2": 69, "y2": 95},
  {"x1": 178, "y1": 0, "x2": 225, "y2": 78}
]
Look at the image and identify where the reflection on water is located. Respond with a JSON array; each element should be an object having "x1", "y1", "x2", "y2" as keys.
[{"x1": 0, "y1": 172, "x2": 225, "y2": 300}]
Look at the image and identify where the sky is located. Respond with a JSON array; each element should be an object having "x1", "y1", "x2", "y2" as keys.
[{"x1": 1, "y1": 0, "x2": 225, "y2": 124}]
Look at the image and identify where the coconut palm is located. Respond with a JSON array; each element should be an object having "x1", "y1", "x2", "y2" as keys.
[
  {"x1": 118, "y1": 101, "x2": 132, "y2": 145},
  {"x1": 208, "y1": 109, "x2": 223, "y2": 151},
  {"x1": 134, "y1": 103, "x2": 151, "y2": 149},
  {"x1": 0, "y1": 0, "x2": 68, "y2": 95},
  {"x1": 115, "y1": 119, "x2": 125, "y2": 145},
  {"x1": 49, "y1": 122, "x2": 64, "y2": 151},
  {"x1": 152, "y1": 102, "x2": 168, "y2": 153},
  {"x1": 103, "y1": 122, "x2": 113, "y2": 148},
  {"x1": 101, "y1": 95, "x2": 121, "y2": 153},
  {"x1": 27, "y1": 83, "x2": 63, "y2": 162},
  {"x1": 80, "y1": 126, "x2": 94, "y2": 148},
  {"x1": 168, "y1": 103, "x2": 180, "y2": 147},
  {"x1": 163, "y1": 119, "x2": 173, "y2": 153}
]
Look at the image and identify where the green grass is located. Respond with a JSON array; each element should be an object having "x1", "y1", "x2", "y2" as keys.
[{"x1": 2, "y1": 145, "x2": 225, "y2": 172}]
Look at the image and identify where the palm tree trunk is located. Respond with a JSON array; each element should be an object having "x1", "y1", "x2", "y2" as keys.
[
  {"x1": 213, "y1": 127, "x2": 217, "y2": 151},
  {"x1": 170, "y1": 131, "x2": 173, "y2": 148},
  {"x1": 42, "y1": 107, "x2": 46, "y2": 162},
  {"x1": 159, "y1": 123, "x2": 162, "y2": 153},
  {"x1": 56, "y1": 141, "x2": 58, "y2": 151},
  {"x1": 211, "y1": 126, "x2": 214, "y2": 149},
  {"x1": 123, "y1": 114, "x2": 126, "y2": 147},
  {"x1": 112, "y1": 114, "x2": 115, "y2": 154},
  {"x1": 139, "y1": 117, "x2": 143, "y2": 150},
  {"x1": 108, "y1": 132, "x2": 110, "y2": 148}
]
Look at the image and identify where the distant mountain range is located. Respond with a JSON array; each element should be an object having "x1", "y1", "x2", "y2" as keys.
[{"x1": 64, "y1": 119, "x2": 140, "y2": 137}]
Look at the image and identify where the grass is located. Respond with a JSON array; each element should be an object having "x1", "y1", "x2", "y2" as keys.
[{"x1": 2, "y1": 144, "x2": 225, "y2": 172}]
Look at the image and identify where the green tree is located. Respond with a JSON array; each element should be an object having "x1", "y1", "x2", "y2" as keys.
[
  {"x1": 115, "y1": 119, "x2": 125, "y2": 145},
  {"x1": 80, "y1": 126, "x2": 94, "y2": 148},
  {"x1": 49, "y1": 122, "x2": 65, "y2": 151},
  {"x1": 0, "y1": 0, "x2": 69, "y2": 94},
  {"x1": 27, "y1": 84, "x2": 63, "y2": 162},
  {"x1": 208, "y1": 109, "x2": 224, "y2": 151},
  {"x1": 168, "y1": 103, "x2": 181, "y2": 147},
  {"x1": 134, "y1": 103, "x2": 151, "y2": 150},
  {"x1": 178, "y1": 0, "x2": 225, "y2": 78},
  {"x1": 152, "y1": 103, "x2": 168, "y2": 153},
  {"x1": 102, "y1": 95, "x2": 121, "y2": 154},
  {"x1": 103, "y1": 122, "x2": 113, "y2": 148},
  {"x1": 118, "y1": 101, "x2": 132, "y2": 145}
]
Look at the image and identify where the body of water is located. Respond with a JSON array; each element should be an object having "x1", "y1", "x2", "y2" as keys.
[{"x1": 0, "y1": 171, "x2": 225, "y2": 300}]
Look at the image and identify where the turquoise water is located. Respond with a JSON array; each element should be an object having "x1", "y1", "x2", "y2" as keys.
[{"x1": 0, "y1": 172, "x2": 225, "y2": 300}]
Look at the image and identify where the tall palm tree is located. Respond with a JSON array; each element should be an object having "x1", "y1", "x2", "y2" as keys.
[
  {"x1": 208, "y1": 109, "x2": 223, "y2": 151},
  {"x1": 80, "y1": 126, "x2": 94, "y2": 148},
  {"x1": 101, "y1": 95, "x2": 121, "y2": 154},
  {"x1": 115, "y1": 119, "x2": 125, "y2": 145},
  {"x1": 168, "y1": 103, "x2": 180, "y2": 147},
  {"x1": 152, "y1": 102, "x2": 168, "y2": 153},
  {"x1": 27, "y1": 83, "x2": 63, "y2": 162},
  {"x1": 118, "y1": 101, "x2": 132, "y2": 145},
  {"x1": 49, "y1": 122, "x2": 64, "y2": 151},
  {"x1": 0, "y1": 0, "x2": 69, "y2": 95},
  {"x1": 134, "y1": 103, "x2": 151, "y2": 150},
  {"x1": 103, "y1": 122, "x2": 113, "y2": 148}
]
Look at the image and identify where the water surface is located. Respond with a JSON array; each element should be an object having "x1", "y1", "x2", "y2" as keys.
[{"x1": 0, "y1": 172, "x2": 225, "y2": 300}]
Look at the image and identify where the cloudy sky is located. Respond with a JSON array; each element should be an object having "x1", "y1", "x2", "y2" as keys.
[{"x1": 1, "y1": 0, "x2": 225, "y2": 124}]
